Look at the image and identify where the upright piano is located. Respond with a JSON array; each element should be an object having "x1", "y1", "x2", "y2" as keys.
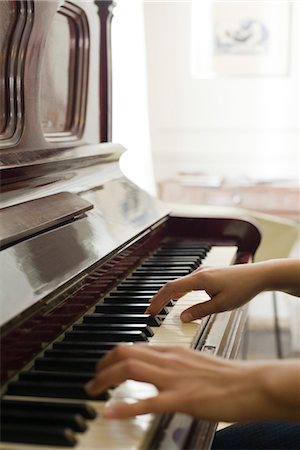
[{"x1": 0, "y1": 1, "x2": 261, "y2": 449}]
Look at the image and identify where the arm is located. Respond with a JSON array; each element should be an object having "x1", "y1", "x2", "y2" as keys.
[
  {"x1": 146, "y1": 259, "x2": 300, "y2": 322},
  {"x1": 85, "y1": 344, "x2": 300, "y2": 422},
  {"x1": 258, "y1": 258, "x2": 300, "y2": 297}
]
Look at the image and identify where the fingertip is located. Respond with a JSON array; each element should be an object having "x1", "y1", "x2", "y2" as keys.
[
  {"x1": 103, "y1": 406, "x2": 118, "y2": 418},
  {"x1": 145, "y1": 306, "x2": 157, "y2": 316},
  {"x1": 103, "y1": 403, "x2": 139, "y2": 419},
  {"x1": 84, "y1": 380, "x2": 97, "y2": 396},
  {"x1": 180, "y1": 312, "x2": 193, "y2": 323}
]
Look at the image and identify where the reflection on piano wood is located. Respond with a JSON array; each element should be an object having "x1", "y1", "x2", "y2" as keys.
[{"x1": 0, "y1": 1, "x2": 261, "y2": 449}]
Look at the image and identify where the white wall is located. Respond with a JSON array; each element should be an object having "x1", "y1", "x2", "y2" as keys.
[
  {"x1": 111, "y1": 0, "x2": 156, "y2": 195},
  {"x1": 144, "y1": 1, "x2": 299, "y2": 184}
]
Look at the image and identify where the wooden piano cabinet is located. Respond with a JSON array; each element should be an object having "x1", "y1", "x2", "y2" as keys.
[{"x1": 160, "y1": 179, "x2": 300, "y2": 222}]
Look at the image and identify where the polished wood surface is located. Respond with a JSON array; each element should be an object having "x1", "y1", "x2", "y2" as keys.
[
  {"x1": 0, "y1": 193, "x2": 93, "y2": 248},
  {"x1": 95, "y1": 0, "x2": 115, "y2": 142},
  {"x1": 0, "y1": 0, "x2": 112, "y2": 153}
]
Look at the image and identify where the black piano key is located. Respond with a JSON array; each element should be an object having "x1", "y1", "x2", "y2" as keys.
[
  {"x1": 53, "y1": 341, "x2": 124, "y2": 351},
  {"x1": 134, "y1": 268, "x2": 190, "y2": 275},
  {"x1": 127, "y1": 275, "x2": 178, "y2": 281},
  {"x1": 34, "y1": 357, "x2": 99, "y2": 372},
  {"x1": 44, "y1": 348, "x2": 108, "y2": 359},
  {"x1": 135, "y1": 264, "x2": 191, "y2": 270},
  {"x1": 140, "y1": 260, "x2": 197, "y2": 266},
  {"x1": 160, "y1": 243, "x2": 210, "y2": 249},
  {"x1": 1, "y1": 423, "x2": 77, "y2": 447},
  {"x1": 83, "y1": 313, "x2": 161, "y2": 327},
  {"x1": 5, "y1": 380, "x2": 108, "y2": 401},
  {"x1": 156, "y1": 246, "x2": 207, "y2": 251},
  {"x1": 109, "y1": 291, "x2": 157, "y2": 297},
  {"x1": 116, "y1": 284, "x2": 165, "y2": 290},
  {"x1": 64, "y1": 329, "x2": 148, "y2": 342},
  {"x1": 148, "y1": 253, "x2": 201, "y2": 258},
  {"x1": 94, "y1": 303, "x2": 168, "y2": 315},
  {"x1": 1, "y1": 399, "x2": 97, "y2": 419},
  {"x1": 1, "y1": 409, "x2": 87, "y2": 433},
  {"x1": 104, "y1": 295, "x2": 154, "y2": 301},
  {"x1": 104, "y1": 295, "x2": 174, "y2": 308},
  {"x1": 146, "y1": 256, "x2": 200, "y2": 262},
  {"x1": 157, "y1": 243, "x2": 202, "y2": 247},
  {"x1": 155, "y1": 249, "x2": 206, "y2": 256},
  {"x1": 141, "y1": 261, "x2": 198, "y2": 270},
  {"x1": 72, "y1": 323, "x2": 154, "y2": 338},
  {"x1": 19, "y1": 370, "x2": 94, "y2": 384},
  {"x1": 141, "y1": 255, "x2": 199, "y2": 262}
]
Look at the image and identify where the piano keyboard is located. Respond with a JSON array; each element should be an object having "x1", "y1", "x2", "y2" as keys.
[{"x1": 0, "y1": 243, "x2": 237, "y2": 449}]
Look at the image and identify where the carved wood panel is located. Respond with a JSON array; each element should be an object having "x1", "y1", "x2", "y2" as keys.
[
  {"x1": 0, "y1": 1, "x2": 33, "y2": 147},
  {"x1": 0, "y1": 0, "x2": 114, "y2": 161},
  {"x1": 40, "y1": 1, "x2": 90, "y2": 142}
]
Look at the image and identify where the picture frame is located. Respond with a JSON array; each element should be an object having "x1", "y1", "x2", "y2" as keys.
[{"x1": 191, "y1": 1, "x2": 292, "y2": 78}]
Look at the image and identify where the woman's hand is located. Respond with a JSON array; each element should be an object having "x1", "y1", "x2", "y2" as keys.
[
  {"x1": 85, "y1": 344, "x2": 300, "y2": 422},
  {"x1": 146, "y1": 263, "x2": 265, "y2": 322}
]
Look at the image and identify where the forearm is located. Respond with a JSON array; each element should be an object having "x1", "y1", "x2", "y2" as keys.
[
  {"x1": 192, "y1": 358, "x2": 300, "y2": 423},
  {"x1": 256, "y1": 259, "x2": 300, "y2": 297}
]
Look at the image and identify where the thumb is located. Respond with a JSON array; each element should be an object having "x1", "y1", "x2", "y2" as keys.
[
  {"x1": 181, "y1": 296, "x2": 222, "y2": 322},
  {"x1": 103, "y1": 392, "x2": 177, "y2": 418}
]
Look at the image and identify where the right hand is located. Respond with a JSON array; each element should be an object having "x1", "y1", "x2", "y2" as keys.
[
  {"x1": 85, "y1": 344, "x2": 300, "y2": 422},
  {"x1": 146, "y1": 263, "x2": 264, "y2": 322}
]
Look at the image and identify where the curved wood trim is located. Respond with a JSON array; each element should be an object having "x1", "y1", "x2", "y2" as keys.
[
  {"x1": 168, "y1": 216, "x2": 261, "y2": 259},
  {"x1": 0, "y1": 1, "x2": 34, "y2": 148}
]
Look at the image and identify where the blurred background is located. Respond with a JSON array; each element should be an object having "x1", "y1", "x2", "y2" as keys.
[{"x1": 110, "y1": 0, "x2": 299, "y2": 359}]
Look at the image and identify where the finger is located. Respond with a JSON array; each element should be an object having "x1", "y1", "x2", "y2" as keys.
[
  {"x1": 180, "y1": 296, "x2": 222, "y2": 322},
  {"x1": 103, "y1": 392, "x2": 179, "y2": 419},
  {"x1": 145, "y1": 291, "x2": 188, "y2": 314},
  {"x1": 85, "y1": 359, "x2": 167, "y2": 397},
  {"x1": 96, "y1": 343, "x2": 177, "y2": 372},
  {"x1": 146, "y1": 272, "x2": 205, "y2": 315},
  {"x1": 171, "y1": 291, "x2": 188, "y2": 300},
  {"x1": 146, "y1": 344, "x2": 191, "y2": 354}
]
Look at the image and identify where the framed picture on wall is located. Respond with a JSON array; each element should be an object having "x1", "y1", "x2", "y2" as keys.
[{"x1": 191, "y1": 1, "x2": 292, "y2": 77}]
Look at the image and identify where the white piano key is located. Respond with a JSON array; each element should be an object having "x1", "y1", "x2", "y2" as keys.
[
  {"x1": 77, "y1": 400, "x2": 156, "y2": 450},
  {"x1": 204, "y1": 246, "x2": 237, "y2": 266},
  {"x1": 113, "y1": 380, "x2": 158, "y2": 400}
]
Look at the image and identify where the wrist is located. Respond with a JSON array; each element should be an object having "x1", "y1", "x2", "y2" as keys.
[
  {"x1": 257, "y1": 259, "x2": 300, "y2": 293},
  {"x1": 260, "y1": 360, "x2": 300, "y2": 421}
]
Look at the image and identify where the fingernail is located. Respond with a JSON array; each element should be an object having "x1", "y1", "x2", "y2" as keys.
[
  {"x1": 103, "y1": 406, "x2": 117, "y2": 418},
  {"x1": 181, "y1": 313, "x2": 192, "y2": 323}
]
